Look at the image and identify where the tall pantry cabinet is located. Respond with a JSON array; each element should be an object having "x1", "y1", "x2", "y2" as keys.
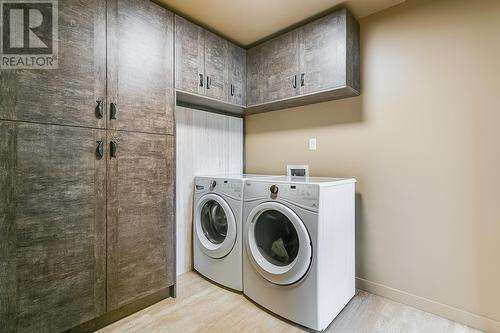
[{"x1": 0, "y1": 0, "x2": 176, "y2": 332}]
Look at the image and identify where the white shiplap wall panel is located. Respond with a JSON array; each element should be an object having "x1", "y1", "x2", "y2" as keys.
[{"x1": 175, "y1": 106, "x2": 243, "y2": 275}]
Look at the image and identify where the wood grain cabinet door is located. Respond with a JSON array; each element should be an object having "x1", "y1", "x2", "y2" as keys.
[
  {"x1": 106, "y1": 131, "x2": 175, "y2": 311},
  {"x1": 246, "y1": 44, "x2": 265, "y2": 106},
  {"x1": 0, "y1": 122, "x2": 106, "y2": 333},
  {"x1": 175, "y1": 15, "x2": 205, "y2": 95},
  {"x1": 265, "y1": 30, "x2": 300, "y2": 103},
  {"x1": 107, "y1": 0, "x2": 174, "y2": 135},
  {"x1": 247, "y1": 30, "x2": 299, "y2": 106},
  {"x1": 204, "y1": 31, "x2": 229, "y2": 102},
  {"x1": 228, "y1": 43, "x2": 246, "y2": 106},
  {"x1": 298, "y1": 10, "x2": 348, "y2": 95},
  {"x1": 0, "y1": 0, "x2": 106, "y2": 128}
]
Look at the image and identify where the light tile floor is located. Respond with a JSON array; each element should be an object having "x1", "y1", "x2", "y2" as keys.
[{"x1": 99, "y1": 271, "x2": 482, "y2": 333}]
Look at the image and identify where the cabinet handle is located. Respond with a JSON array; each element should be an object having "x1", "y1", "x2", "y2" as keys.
[
  {"x1": 206, "y1": 76, "x2": 211, "y2": 89},
  {"x1": 301, "y1": 73, "x2": 305, "y2": 87},
  {"x1": 293, "y1": 75, "x2": 297, "y2": 89},
  {"x1": 96, "y1": 141, "x2": 104, "y2": 159},
  {"x1": 95, "y1": 100, "x2": 104, "y2": 119},
  {"x1": 110, "y1": 141, "x2": 117, "y2": 159},
  {"x1": 230, "y1": 84, "x2": 234, "y2": 96},
  {"x1": 110, "y1": 103, "x2": 117, "y2": 120},
  {"x1": 199, "y1": 74, "x2": 204, "y2": 87}
]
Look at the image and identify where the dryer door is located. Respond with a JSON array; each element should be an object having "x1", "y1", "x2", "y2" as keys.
[
  {"x1": 195, "y1": 193, "x2": 237, "y2": 259},
  {"x1": 246, "y1": 202, "x2": 312, "y2": 285}
]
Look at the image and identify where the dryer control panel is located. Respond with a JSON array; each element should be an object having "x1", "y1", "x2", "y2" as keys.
[
  {"x1": 195, "y1": 177, "x2": 243, "y2": 199},
  {"x1": 245, "y1": 181, "x2": 319, "y2": 210}
]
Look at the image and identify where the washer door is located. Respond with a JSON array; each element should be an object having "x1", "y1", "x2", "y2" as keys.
[
  {"x1": 246, "y1": 202, "x2": 312, "y2": 285},
  {"x1": 195, "y1": 193, "x2": 237, "y2": 259}
]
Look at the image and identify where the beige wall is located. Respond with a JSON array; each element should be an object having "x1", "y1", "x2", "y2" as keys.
[{"x1": 245, "y1": 0, "x2": 500, "y2": 330}]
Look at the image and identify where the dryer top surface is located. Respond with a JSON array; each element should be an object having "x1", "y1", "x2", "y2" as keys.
[{"x1": 256, "y1": 176, "x2": 356, "y2": 186}]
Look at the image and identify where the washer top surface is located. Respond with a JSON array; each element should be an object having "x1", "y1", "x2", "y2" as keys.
[
  {"x1": 196, "y1": 174, "x2": 281, "y2": 180},
  {"x1": 260, "y1": 176, "x2": 356, "y2": 186}
]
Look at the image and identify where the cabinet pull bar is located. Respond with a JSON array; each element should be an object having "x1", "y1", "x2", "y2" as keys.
[
  {"x1": 293, "y1": 75, "x2": 297, "y2": 89},
  {"x1": 95, "y1": 100, "x2": 104, "y2": 119},
  {"x1": 230, "y1": 84, "x2": 234, "y2": 96},
  {"x1": 96, "y1": 141, "x2": 104, "y2": 159},
  {"x1": 110, "y1": 141, "x2": 117, "y2": 159},
  {"x1": 110, "y1": 103, "x2": 117, "y2": 120},
  {"x1": 199, "y1": 74, "x2": 204, "y2": 87},
  {"x1": 206, "y1": 76, "x2": 211, "y2": 89},
  {"x1": 301, "y1": 73, "x2": 305, "y2": 87}
]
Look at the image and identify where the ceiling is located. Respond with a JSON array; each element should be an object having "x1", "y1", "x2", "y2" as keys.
[{"x1": 155, "y1": 0, "x2": 406, "y2": 47}]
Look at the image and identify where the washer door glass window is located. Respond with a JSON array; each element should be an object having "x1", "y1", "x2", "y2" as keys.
[
  {"x1": 246, "y1": 202, "x2": 312, "y2": 285},
  {"x1": 195, "y1": 193, "x2": 236, "y2": 259},
  {"x1": 201, "y1": 200, "x2": 227, "y2": 245},
  {"x1": 255, "y1": 210, "x2": 299, "y2": 266}
]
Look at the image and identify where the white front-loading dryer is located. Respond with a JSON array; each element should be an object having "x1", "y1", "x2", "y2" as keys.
[
  {"x1": 243, "y1": 177, "x2": 356, "y2": 331},
  {"x1": 193, "y1": 174, "x2": 277, "y2": 291}
]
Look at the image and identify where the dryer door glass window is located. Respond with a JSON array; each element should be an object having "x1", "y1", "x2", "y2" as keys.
[
  {"x1": 254, "y1": 210, "x2": 299, "y2": 266},
  {"x1": 200, "y1": 200, "x2": 228, "y2": 244}
]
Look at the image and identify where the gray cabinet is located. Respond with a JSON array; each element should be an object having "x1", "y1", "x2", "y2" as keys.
[
  {"x1": 106, "y1": 0, "x2": 176, "y2": 312},
  {"x1": 175, "y1": 15, "x2": 246, "y2": 113},
  {"x1": 107, "y1": 131, "x2": 175, "y2": 311},
  {"x1": 246, "y1": 9, "x2": 360, "y2": 114},
  {"x1": 108, "y1": 0, "x2": 174, "y2": 135},
  {"x1": 0, "y1": 1, "x2": 176, "y2": 332},
  {"x1": 228, "y1": 43, "x2": 247, "y2": 106},
  {"x1": 175, "y1": 15, "x2": 205, "y2": 95},
  {"x1": 0, "y1": 123, "x2": 107, "y2": 333},
  {"x1": 298, "y1": 9, "x2": 360, "y2": 95},
  {"x1": 0, "y1": 0, "x2": 106, "y2": 128},
  {"x1": 205, "y1": 31, "x2": 229, "y2": 101},
  {"x1": 246, "y1": 45, "x2": 264, "y2": 106},
  {"x1": 247, "y1": 30, "x2": 299, "y2": 106},
  {"x1": 174, "y1": 8, "x2": 358, "y2": 116},
  {"x1": 299, "y1": 10, "x2": 346, "y2": 95}
]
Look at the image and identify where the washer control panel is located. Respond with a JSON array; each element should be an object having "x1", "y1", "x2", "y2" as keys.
[{"x1": 245, "y1": 181, "x2": 319, "y2": 209}]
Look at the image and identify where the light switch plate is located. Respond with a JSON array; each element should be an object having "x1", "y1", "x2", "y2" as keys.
[{"x1": 309, "y1": 138, "x2": 317, "y2": 150}]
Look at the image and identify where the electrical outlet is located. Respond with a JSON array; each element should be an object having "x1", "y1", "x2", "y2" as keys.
[{"x1": 309, "y1": 138, "x2": 317, "y2": 150}]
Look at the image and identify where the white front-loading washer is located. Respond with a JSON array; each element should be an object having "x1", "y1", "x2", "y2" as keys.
[
  {"x1": 193, "y1": 174, "x2": 276, "y2": 291},
  {"x1": 243, "y1": 176, "x2": 356, "y2": 331}
]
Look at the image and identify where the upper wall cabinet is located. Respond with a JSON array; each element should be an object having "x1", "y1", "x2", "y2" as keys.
[
  {"x1": 299, "y1": 10, "x2": 356, "y2": 95},
  {"x1": 175, "y1": 15, "x2": 247, "y2": 115},
  {"x1": 205, "y1": 31, "x2": 229, "y2": 101},
  {"x1": 247, "y1": 30, "x2": 300, "y2": 106},
  {"x1": 246, "y1": 8, "x2": 360, "y2": 114},
  {"x1": 175, "y1": 16, "x2": 205, "y2": 95},
  {"x1": 228, "y1": 43, "x2": 247, "y2": 106}
]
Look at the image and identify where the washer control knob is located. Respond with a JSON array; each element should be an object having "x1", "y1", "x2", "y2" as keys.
[
  {"x1": 270, "y1": 185, "x2": 279, "y2": 194},
  {"x1": 211, "y1": 180, "x2": 217, "y2": 188}
]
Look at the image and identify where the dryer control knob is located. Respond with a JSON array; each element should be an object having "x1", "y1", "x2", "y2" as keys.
[
  {"x1": 211, "y1": 180, "x2": 217, "y2": 188},
  {"x1": 270, "y1": 185, "x2": 279, "y2": 194}
]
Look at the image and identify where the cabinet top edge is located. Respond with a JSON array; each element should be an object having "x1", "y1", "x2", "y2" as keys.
[
  {"x1": 246, "y1": 7, "x2": 353, "y2": 49},
  {"x1": 168, "y1": 9, "x2": 246, "y2": 48},
  {"x1": 166, "y1": 3, "x2": 354, "y2": 50}
]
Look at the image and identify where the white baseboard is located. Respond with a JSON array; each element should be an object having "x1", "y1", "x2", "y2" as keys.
[{"x1": 356, "y1": 277, "x2": 500, "y2": 333}]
